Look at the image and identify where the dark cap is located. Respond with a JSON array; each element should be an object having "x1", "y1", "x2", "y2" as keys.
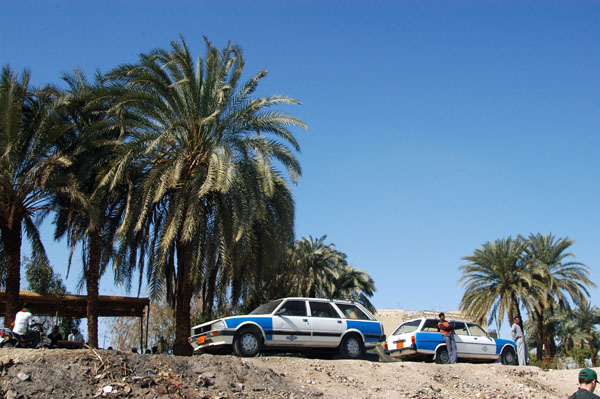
[
  {"x1": 579, "y1": 368, "x2": 598, "y2": 383},
  {"x1": 439, "y1": 312, "x2": 445, "y2": 318}
]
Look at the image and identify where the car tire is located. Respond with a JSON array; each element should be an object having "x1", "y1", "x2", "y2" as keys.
[
  {"x1": 338, "y1": 334, "x2": 364, "y2": 359},
  {"x1": 501, "y1": 347, "x2": 517, "y2": 365},
  {"x1": 435, "y1": 347, "x2": 450, "y2": 364},
  {"x1": 233, "y1": 328, "x2": 262, "y2": 357}
]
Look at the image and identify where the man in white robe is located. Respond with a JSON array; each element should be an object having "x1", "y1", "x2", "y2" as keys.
[{"x1": 510, "y1": 316, "x2": 527, "y2": 365}]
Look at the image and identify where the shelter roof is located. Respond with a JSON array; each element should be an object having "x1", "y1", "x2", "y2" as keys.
[{"x1": 0, "y1": 291, "x2": 149, "y2": 318}]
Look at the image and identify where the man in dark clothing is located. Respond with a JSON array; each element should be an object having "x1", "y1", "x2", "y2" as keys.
[
  {"x1": 569, "y1": 368, "x2": 600, "y2": 399},
  {"x1": 48, "y1": 325, "x2": 63, "y2": 348},
  {"x1": 437, "y1": 312, "x2": 457, "y2": 364}
]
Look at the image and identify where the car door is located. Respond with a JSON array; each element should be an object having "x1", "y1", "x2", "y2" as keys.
[
  {"x1": 467, "y1": 323, "x2": 497, "y2": 359},
  {"x1": 451, "y1": 321, "x2": 470, "y2": 356},
  {"x1": 271, "y1": 299, "x2": 312, "y2": 347},
  {"x1": 308, "y1": 301, "x2": 346, "y2": 347}
]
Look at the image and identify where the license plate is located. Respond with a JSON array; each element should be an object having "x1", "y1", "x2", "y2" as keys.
[{"x1": 396, "y1": 342, "x2": 404, "y2": 349}]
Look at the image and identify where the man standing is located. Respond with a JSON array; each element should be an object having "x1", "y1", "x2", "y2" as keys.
[
  {"x1": 48, "y1": 325, "x2": 63, "y2": 348},
  {"x1": 569, "y1": 368, "x2": 600, "y2": 399},
  {"x1": 12, "y1": 303, "x2": 33, "y2": 338},
  {"x1": 438, "y1": 312, "x2": 457, "y2": 364},
  {"x1": 510, "y1": 316, "x2": 527, "y2": 365}
]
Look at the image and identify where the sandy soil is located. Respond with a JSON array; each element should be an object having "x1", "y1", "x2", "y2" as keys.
[{"x1": 0, "y1": 348, "x2": 588, "y2": 399}]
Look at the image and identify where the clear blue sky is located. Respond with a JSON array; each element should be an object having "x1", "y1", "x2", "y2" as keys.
[{"x1": 2, "y1": 1, "x2": 599, "y2": 332}]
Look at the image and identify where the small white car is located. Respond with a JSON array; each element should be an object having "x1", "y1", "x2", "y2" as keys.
[
  {"x1": 189, "y1": 297, "x2": 385, "y2": 358},
  {"x1": 385, "y1": 317, "x2": 518, "y2": 364}
]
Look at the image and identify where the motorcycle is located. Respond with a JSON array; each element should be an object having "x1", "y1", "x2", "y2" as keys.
[{"x1": 0, "y1": 323, "x2": 51, "y2": 349}]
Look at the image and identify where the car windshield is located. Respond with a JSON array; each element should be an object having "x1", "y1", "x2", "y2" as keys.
[{"x1": 249, "y1": 299, "x2": 283, "y2": 315}]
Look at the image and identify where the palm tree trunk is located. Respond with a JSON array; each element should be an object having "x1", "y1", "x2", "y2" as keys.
[
  {"x1": 1, "y1": 221, "x2": 22, "y2": 327},
  {"x1": 536, "y1": 308, "x2": 544, "y2": 361},
  {"x1": 202, "y1": 265, "x2": 218, "y2": 321},
  {"x1": 172, "y1": 241, "x2": 193, "y2": 356},
  {"x1": 86, "y1": 233, "x2": 101, "y2": 348}
]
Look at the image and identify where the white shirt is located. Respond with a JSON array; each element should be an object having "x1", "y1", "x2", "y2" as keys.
[
  {"x1": 13, "y1": 309, "x2": 33, "y2": 335},
  {"x1": 510, "y1": 322, "x2": 524, "y2": 341},
  {"x1": 68, "y1": 332, "x2": 84, "y2": 343}
]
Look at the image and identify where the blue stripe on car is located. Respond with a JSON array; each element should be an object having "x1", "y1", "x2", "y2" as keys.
[
  {"x1": 224, "y1": 317, "x2": 274, "y2": 340},
  {"x1": 346, "y1": 320, "x2": 382, "y2": 343},
  {"x1": 493, "y1": 338, "x2": 517, "y2": 355},
  {"x1": 415, "y1": 332, "x2": 444, "y2": 351}
]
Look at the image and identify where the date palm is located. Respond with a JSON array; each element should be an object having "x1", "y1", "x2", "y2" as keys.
[
  {"x1": 0, "y1": 66, "x2": 68, "y2": 325},
  {"x1": 523, "y1": 233, "x2": 594, "y2": 359},
  {"x1": 288, "y1": 235, "x2": 343, "y2": 298},
  {"x1": 459, "y1": 236, "x2": 533, "y2": 327},
  {"x1": 104, "y1": 37, "x2": 305, "y2": 355},
  {"x1": 331, "y1": 264, "x2": 376, "y2": 313},
  {"x1": 51, "y1": 70, "x2": 131, "y2": 347}
]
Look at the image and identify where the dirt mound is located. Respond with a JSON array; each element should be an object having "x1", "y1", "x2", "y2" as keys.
[
  {"x1": 0, "y1": 348, "x2": 585, "y2": 399},
  {"x1": 0, "y1": 349, "x2": 318, "y2": 399}
]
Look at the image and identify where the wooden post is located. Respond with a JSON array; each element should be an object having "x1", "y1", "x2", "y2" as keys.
[
  {"x1": 145, "y1": 304, "x2": 150, "y2": 350},
  {"x1": 139, "y1": 313, "x2": 144, "y2": 352}
]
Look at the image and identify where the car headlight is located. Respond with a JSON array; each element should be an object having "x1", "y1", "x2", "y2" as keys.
[{"x1": 210, "y1": 320, "x2": 226, "y2": 331}]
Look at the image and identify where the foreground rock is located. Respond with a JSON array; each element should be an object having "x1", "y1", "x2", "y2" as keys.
[{"x1": 0, "y1": 349, "x2": 585, "y2": 398}]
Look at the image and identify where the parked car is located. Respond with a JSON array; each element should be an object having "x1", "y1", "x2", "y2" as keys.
[
  {"x1": 189, "y1": 297, "x2": 386, "y2": 358},
  {"x1": 384, "y1": 317, "x2": 517, "y2": 364}
]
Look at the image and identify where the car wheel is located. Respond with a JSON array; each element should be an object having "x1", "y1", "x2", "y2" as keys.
[
  {"x1": 233, "y1": 328, "x2": 262, "y2": 357},
  {"x1": 501, "y1": 347, "x2": 517, "y2": 365},
  {"x1": 339, "y1": 334, "x2": 364, "y2": 359},
  {"x1": 435, "y1": 347, "x2": 450, "y2": 364}
]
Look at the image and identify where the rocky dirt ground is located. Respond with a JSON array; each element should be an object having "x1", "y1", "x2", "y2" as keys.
[{"x1": 0, "y1": 348, "x2": 587, "y2": 399}]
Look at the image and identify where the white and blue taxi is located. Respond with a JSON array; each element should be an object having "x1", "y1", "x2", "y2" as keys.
[
  {"x1": 385, "y1": 317, "x2": 518, "y2": 364},
  {"x1": 189, "y1": 297, "x2": 385, "y2": 358}
]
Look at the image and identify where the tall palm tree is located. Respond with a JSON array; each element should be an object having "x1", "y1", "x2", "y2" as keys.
[
  {"x1": 523, "y1": 233, "x2": 595, "y2": 360},
  {"x1": 572, "y1": 299, "x2": 600, "y2": 366},
  {"x1": 331, "y1": 264, "x2": 376, "y2": 312},
  {"x1": 103, "y1": 37, "x2": 305, "y2": 355},
  {"x1": 51, "y1": 70, "x2": 131, "y2": 347},
  {"x1": 288, "y1": 235, "x2": 344, "y2": 298},
  {"x1": 459, "y1": 236, "x2": 534, "y2": 328},
  {"x1": 0, "y1": 66, "x2": 68, "y2": 325}
]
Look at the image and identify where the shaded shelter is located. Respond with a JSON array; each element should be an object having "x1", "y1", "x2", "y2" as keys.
[{"x1": 0, "y1": 290, "x2": 150, "y2": 349}]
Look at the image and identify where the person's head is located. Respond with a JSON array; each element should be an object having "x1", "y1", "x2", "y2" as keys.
[
  {"x1": 52, "y1": 325, "x2": 59, "y2": 333},
  {"x1": 71, "y1": 328, "x2": 78, "y2": 334},
  {"x1": 513, "y1": 316, "x2": 521, "y2": 324},
  {"x1": 439, "y1": 312, "x2": 445, "y2": 321},
  {"x1": 131, "y1": 347, "x2": 138, "y2": 353},
  {"x1": 579, "y1": 368, "x2": 598, "y2": 392},
  {"x1": 22, "y1": 303, "x2": 30, "y2": 310}
]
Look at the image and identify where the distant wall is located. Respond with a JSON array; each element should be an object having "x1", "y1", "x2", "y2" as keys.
[{"x1": 374, "y1": 309, "x2": 481, "y2": 336}]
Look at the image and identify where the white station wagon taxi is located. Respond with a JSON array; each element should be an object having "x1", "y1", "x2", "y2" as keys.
[
  {"x1": 189, "y1": 297, "x2": 386, "y2": 358},
  {"x1": 385, "y1": 317, "x2": 518, "y2": 364}
]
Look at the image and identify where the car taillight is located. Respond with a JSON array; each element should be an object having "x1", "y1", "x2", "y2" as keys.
[
  {"x1": 384, "y1": 341, "x2": 388, "y2": 351},
  {"x1": 412, "y1": 335, "x2": 415, "y2": 345}
]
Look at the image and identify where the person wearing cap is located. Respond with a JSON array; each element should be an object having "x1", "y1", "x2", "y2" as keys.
[
  {"x1": 569, "y1": 368, "x2": 600, "y2": 398},
  {"x1": 437, "y1": 312, "x2": 457, "y2": 364},
  {"x1": 510, "y1": 316, "x2": 527, "y2": 365}
]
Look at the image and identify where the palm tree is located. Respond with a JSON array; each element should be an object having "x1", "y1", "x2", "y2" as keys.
[
  {"x1": 51, "y1": 70, "x2": 131, "y2": 347},
  {"x1": 459, "y1": 236, "x2": 534, "y2": 328},
  {"x1": 103, "y1": 37, "x2": 305, "y2": 355},
  {"x1": 523, "y1": 233, "x2": 595, "y2": 360},
  {"x1": 288, "y1": 235, "x2": 344, "y2": 298},
  {"x1": 0, "y1": 66, "x2": 68, "y2": 325},
  {"x1": 331, "y1": 264, "x2": 376, "y2": 312},
  {"x1": 572, "y1": 299, "x2": 600, "y2": 366}
]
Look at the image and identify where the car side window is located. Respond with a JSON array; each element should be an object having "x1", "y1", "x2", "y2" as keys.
[
  {"x1": 422, "y1": 319, "x2": 440, "y2": 332},
  {"x1": 453, "y1": 322, "x2": 468, "y2": 335},
  {"x1": 309, "y1": 302, "x2": 337, "y2": 318},
  {"x1": 336, "y1": 304, "x2": 370, "y2": 320},
  {"x1": 278, "y1": 300, "x2": 307, "y2": 317},
  {"x1": 468, "y1": 324, "x2": 488, "y2": 337}
]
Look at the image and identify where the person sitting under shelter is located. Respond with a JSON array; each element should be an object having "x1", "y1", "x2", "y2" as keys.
[{"x1": 68, "y1": 328, "x2": 84, "y2": 343}]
